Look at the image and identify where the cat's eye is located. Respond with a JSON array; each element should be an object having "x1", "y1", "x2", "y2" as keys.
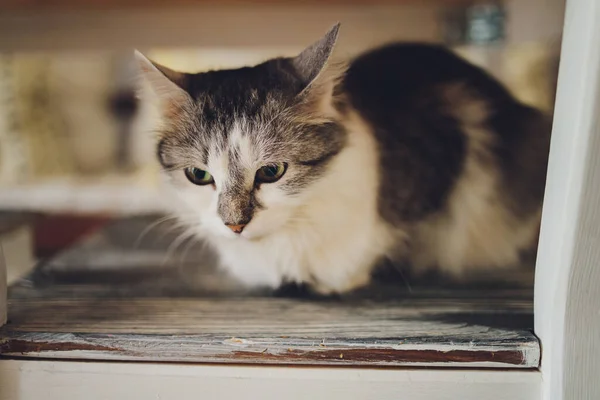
[
  {"x1": 255, "y1": 163, "x2": 287, "y2": 184},
  {"x1": 184, "y1": 167, "x2": 214, "y2": 186}
]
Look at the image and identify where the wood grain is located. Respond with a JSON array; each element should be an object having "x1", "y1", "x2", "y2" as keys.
[{"x1": 0, "y1": 297, "x2": 539, "y2": 367}]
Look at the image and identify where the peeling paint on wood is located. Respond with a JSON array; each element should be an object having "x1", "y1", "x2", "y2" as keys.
[
  {"x1": 1, "y1": 339, "x2": 118, "y2": 353},
  {"x1": 0, "y1": 331, "x2": 539, "y2": 367},
  {"x1": 228, "y1": 348, "x2": 526, "y2": 365}
]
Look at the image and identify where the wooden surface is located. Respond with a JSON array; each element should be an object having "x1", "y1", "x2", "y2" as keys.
[
  {"x1": 0, "y1": 216, "x2": 538, "y2": 368},
  {"x1": 0, "y1": 360, "x2": 542, "y2": 400},
  {"x1": 1, "y1": 297, "x2": 538, "y2": 367},
  {"x1": 534, "y1": 0, "x2": 600, "y2": 398}
]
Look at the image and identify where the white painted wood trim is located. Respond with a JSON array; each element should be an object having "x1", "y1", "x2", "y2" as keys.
[
  {"x1": 534, "y1": 0, "x2": 600, "y2": 399},
  {"x1": 0, "y1": 360, "x2": 540, "y2": 400}
]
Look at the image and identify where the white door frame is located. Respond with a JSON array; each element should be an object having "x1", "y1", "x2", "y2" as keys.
[{"x1": 534, "y1": 0, "x2": 600, "y2": 398}]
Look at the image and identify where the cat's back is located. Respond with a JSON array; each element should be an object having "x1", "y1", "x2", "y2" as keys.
[
  {"x1": 339, "y1": 42, "x2": 551, "y2": 276},
  {"x1": 340, "y1": 43, "x2": 514, "y2": 223},
  {"x1": 342, "y1": 43, "x2": 513, "y2": 114}
]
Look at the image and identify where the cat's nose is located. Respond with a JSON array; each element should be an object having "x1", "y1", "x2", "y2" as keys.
[{"x1": 225, "y1": 223, "x2": 246, "y2": 234}]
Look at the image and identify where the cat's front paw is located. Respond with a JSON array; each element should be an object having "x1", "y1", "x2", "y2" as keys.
[
  {"x1": 272, "y1": 282, "x2": 312, "y2": 298},
  {"x1": 309, "y1": 271, "x2": 372, "y2": 297},
  {"x1": 272, "y1": 282, "x2": 341, "y2": 300}
]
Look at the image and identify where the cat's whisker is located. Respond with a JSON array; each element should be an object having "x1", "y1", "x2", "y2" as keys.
[
  {"x1": 177, "y1": 231, "x2": 204, "y2": 270},
  {"x1": 153, "y1": 217, "x2": 198, "y2": 244},
  {"x1": 162, "y1": 228, "x2": 196, "y2": 268},
  {"x1": 391, "y1": 264, "x2": 413, "y2": 293},
  {"x1": 133, "y1": 215, "x2": 181, "y2": 250}
]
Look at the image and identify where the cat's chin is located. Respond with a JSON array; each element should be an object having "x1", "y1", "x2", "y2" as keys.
[
  {"x1": 197, "y1": 219, "x2": 270, "y2": 242},
  {"x1": 233, "y1": 229, "x2": 269, "y2": 242},
  {"x1": 209, "y1": 227, "x2": 269, "y2": 242}
]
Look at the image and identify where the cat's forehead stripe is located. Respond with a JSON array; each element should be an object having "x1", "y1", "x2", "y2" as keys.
[{"x1": 229, "y1": 119, "x2": 257, "y2": 169}]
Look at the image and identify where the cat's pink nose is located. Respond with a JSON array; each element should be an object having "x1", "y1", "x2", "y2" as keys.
[{"x1": 226, "y1": 224, "x2": 246, "y2": 234}]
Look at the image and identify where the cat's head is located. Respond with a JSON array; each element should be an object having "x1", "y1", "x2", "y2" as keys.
[{"x1": 136, "y1": 24, "x2": 347, "y2": 240}]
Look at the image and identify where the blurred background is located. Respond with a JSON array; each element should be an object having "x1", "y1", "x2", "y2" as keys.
[
  {"x1": 0, "y1": 0, "x2": 564, "y2": 213},
  {"x1": 0, "y1": 0, "x2": 564, "y2": 284}
]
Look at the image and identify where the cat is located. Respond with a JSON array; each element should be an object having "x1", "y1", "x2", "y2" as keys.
[{"x1": 135, "y1": 23, "x2": 551, "y2": 294}]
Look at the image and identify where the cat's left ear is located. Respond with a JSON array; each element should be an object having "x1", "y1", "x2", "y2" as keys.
[
  {"x1": 134, "y1": 50, "x2": 191, "y2": 106},
  {"x1": 292, "y1": 23, "x2": 340, "y2": 91}
]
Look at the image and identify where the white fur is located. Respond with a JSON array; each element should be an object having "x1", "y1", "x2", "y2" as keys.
[
  {"x1": 410, "y1": 96, "x2": 541, "y2": 278},
  {"x1": 164, "y1": 113, "x2": 395, "y2": 294}
]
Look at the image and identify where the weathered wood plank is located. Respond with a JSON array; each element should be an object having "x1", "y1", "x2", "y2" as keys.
[
  {"x1": 0, "y1": 297, "x2": 538, "y2": 367},
  {"x1": 3, "y1": 297, "x2": 533, "y2": 334}
]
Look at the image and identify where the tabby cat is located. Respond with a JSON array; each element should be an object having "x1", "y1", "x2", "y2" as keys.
[{"x1": 136, "y1": 24, "x2": 550, "y2": 294}]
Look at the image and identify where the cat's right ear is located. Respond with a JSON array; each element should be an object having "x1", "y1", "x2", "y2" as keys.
[
  {"x1": 134, "y1": 50, "x2": 191, "y2": 106},
  {"x1": 292, "y1": 23, "x2": 340, "y2": 92}
]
